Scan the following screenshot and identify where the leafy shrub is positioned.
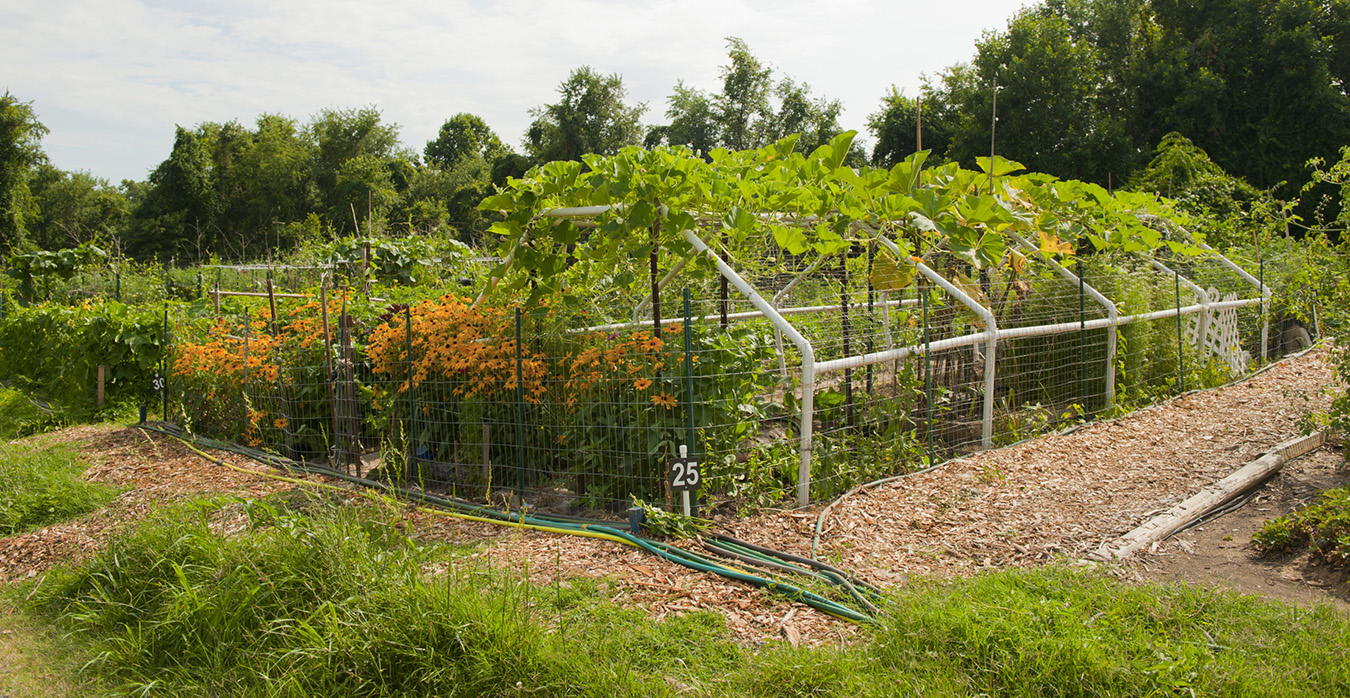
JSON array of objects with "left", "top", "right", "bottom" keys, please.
[
  {"left": 0, "top": 299, "right": 165, "bottom": 415},
  {"left": 0, "top": 442, "right": 119, "bottom": 535},
  {"left": 1253, "top": 485, "right": 1350, "bottom": 566}
]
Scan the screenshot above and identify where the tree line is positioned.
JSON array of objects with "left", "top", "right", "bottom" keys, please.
[{"left": 3, "top": 0, "right": 1350, "bottom": 261}]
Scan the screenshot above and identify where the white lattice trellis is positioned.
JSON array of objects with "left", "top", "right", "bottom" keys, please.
[{"left": 1185, "top": 287, "right": 1248, "bottom": 375}]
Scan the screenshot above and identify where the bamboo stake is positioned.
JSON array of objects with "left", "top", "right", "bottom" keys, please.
[{"left": 267, "top": 277, "right": 279, "bottom": 335}]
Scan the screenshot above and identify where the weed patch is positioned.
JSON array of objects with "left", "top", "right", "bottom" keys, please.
[
  {"left": 20, "top": 494, "right": 1350, "bottom": 697},
  {"left": 0, "top": 387, "right": 62, "bottom": 440},
  {"left": 1254, "top": 484, "right": 1350, "bottom": 567}
]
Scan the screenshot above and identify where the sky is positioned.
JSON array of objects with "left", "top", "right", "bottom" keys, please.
[{"left": 1, "top": 0, "right": 1031, "bottom": 184}]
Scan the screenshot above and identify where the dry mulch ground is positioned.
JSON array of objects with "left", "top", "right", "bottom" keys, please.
[
  {"left": 481, "top": 346, "right": 1342, "bottom": 642},
  {"left": 0, "top": 346, "right": 1343, "bottom": 646}
]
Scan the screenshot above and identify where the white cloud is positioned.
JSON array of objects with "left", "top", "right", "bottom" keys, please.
[{"left": 1, "top": 0, "right": 1029, "bottom": 182}]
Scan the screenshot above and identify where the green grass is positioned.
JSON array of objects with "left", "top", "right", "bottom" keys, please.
[
  {"left": 1254, "top": 484, "right": 1350, "bottom": 567},
  {"left": 12, "top": 491, "right": 1349, "bottom": 697},
  {"left": 0, "top": 441, "right": 120, "bottom": 536},
  {"left": 0, "top": 601, "right": 99, "bottom": 698},
  {"left": 0, "top": 387, "right": 63, "bottom": 440}
]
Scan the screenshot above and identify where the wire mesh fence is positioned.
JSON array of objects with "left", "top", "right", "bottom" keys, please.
[{"left": 158, "top": 228, "right": 1288, "bottom": 518}]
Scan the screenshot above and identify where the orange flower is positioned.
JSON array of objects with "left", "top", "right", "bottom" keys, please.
[
  {"left": 651, "top": 393, "right": 678, "bottom": 409},
  {"left": 633, "top": 378, "right": 653, "bottom": 390},
  {"left": 273, "top": 417, "right": 289, "bottom": 429}
]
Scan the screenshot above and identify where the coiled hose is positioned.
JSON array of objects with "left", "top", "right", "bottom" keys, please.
[{"left": 136, "top": 422, "right": 879, "bottom": 624}]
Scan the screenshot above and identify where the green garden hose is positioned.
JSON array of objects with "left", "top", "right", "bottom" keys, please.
[{"left": 137, "top": 422, "right": 878, "bottom": 624}]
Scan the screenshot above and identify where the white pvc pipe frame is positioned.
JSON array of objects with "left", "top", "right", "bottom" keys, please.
[{"left": 535, "top": 207, "right": 1264, "bottom": 506}]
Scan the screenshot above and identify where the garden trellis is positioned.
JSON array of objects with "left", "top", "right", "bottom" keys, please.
[{"left": 164, "top": 134, "right": 1276, "bottom": 514}]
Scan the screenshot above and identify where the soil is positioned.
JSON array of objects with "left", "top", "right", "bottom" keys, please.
[
  {"left": 0, "top": 345, "right": 1346, "bottom": 648},
  {"left": 1124, "top": 444, "right": 1350, "bottom": 611}
]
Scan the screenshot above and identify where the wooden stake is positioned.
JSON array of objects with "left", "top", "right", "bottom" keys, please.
[
  {"left": 97, "top": 365, "right": 105, "bottom": 408},
  {"left": 266, "top": 277, "right": 279, "bottom": 335}
]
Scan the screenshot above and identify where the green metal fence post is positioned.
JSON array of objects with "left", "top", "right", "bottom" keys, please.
[
  {"left": 682, "top": 288, "right": 698, "bottom": 516},
  {"left": 162, "top": 303, "right": 170, "bottom": 420},
  {"left": 515, "top": 308, "right": 526, "bottom": 498},
  {"left": 1078, "top": 250, "right": 1087, "bottom": 409},
  {"left": 922, "top": 275, "right": 934, "bottom": 468},
  {"left": 406, "top": 306, "right": 417, "bottom": 482},
  {"left": 1259, "top": 258, "right": 1266, "bottom": 363}
]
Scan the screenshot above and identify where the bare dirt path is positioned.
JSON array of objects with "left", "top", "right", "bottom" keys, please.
[{"left": 1125, "top": 444, "right": 1350, "bottom": 611}]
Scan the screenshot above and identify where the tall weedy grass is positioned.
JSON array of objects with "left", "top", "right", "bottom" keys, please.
[
  {"left": 31, "top": 494, "right": 740, "bottom": 696},
  {"left": 26, "top": 492, "right": 1350, "bottom": 697}
]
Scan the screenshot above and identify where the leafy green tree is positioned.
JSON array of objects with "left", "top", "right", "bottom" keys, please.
[
  {"left": 651, "top": 39, "right": 860, "bottom": 161},
  {"left": 401, "top": 157, "right": 495, "bottom": 241},
  {"left": 524, "top": 67, "right": 646, "bottom": 163},
  {"left": 936, "top": 4, "right": 1139, "bottom": 185},
  {"left": 334, "top": 154, "right": 401, "bottom": 235},
  {"left": 1128, "top": 132, "right": 1281, "bottom": 248},
  {"left": 773, "top": 78, "right": 863, "bottom": 163},
  {"left": 27, "top": 165, "right": 129, "bottom": 249},
  {"left": 124, "top": 126, "right": 214, "bottom": 260},
  {"left": 307, "top": 106, "right": 404, "bottom": 230},
  {"left": 714, "top": 37, "right": 774, "bottom": 151},
  {"left": 646, "top": 81, "right": 720, "bottom": 155},
  {"left": 424, "top": 113, "right": 509, "bottom": 167},
  {"left": 0, "top": 92, "right": 49, "bottom": 250},
  {"left": 866, "top": 87, "right": 951, "bottom": 167},
  {"left": 1136, "top": 0, "right": 1350, "bottom": 197}
]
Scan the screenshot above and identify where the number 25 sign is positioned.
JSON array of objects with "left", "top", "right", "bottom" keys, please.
[{"left": 668, "top": 445, "right": 700, "bottom": 493}]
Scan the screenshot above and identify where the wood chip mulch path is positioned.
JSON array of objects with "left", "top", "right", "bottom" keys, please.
[
  {"left": 480, "top": 346, "right": 1339, "bottom": 644},
  {"left": 0, "top": 426, "right": 295, "bottom": 583}
]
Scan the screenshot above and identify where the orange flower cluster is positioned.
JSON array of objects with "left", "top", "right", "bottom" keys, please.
[
  {"left": 367, "top": 294, "right": 548, "bottom": 402},
  {"left": 172, "top": 314, "right": 281, "bottom": 385},
  {"left": 559, "top": 329, "right": 671, "bottom": 398},
  {"left": 173, "top": 294, "right": 351, "bottom": 389}
]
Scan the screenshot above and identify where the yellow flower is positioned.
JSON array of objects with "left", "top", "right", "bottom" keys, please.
[
  {"left": 633, "top": 378, "right": 653, "bottom": 390},
  {"left": 273, "top": 417, "right": 289, "bottom": 429},
  {"left": 651, "top": 393, "right": 678, "bottom": 409}
]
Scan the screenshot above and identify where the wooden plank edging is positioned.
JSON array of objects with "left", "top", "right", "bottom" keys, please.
[{"left": 1088, "top": 431, "right": 1327, "bottom": 562}]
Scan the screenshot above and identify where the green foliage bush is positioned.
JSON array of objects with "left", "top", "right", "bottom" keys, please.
[
  {"left": 0, "top": 299, "right": 165, "bottom": 415},
  {"left": 1254, "top": 485, "right": 1350, "bottom": 567},
  {"left": 0, "top": 442, "right": 118, "bottom": 535}
]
